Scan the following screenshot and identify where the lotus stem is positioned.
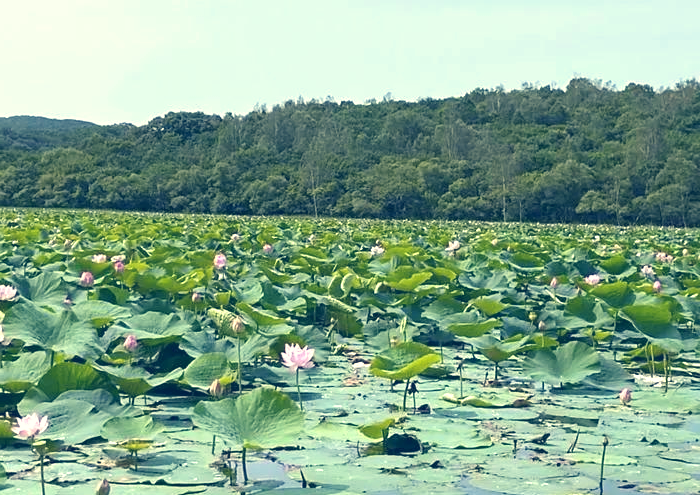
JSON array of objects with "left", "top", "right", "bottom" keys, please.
[
  {"left": 211, "top": 434, "right": 216, "bottom": 455},
  {"left": 403, "top": 379, "right": 410, "bottom": 411},
  {"left": 241, "top": 446, "right": 248, "bottom": 484},
  {"left": 296, "top": 368, "right": 304, "bottom": 411},
  {"left": 663, "top": 353, "right": 669, "bottom": 393},
  {"left": 599, "top": 435, "right": 609, "bottom": 494},
  {"left": 39, "top": 452, "right": 46, "bottom": 495},
  {"left": 237, "top": 335, "right": 242, "bottom": 395}
]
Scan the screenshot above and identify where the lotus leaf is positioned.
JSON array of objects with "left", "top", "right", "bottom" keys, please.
[{"left": 522, "top": 341, "right": 601, "bottom": 386}]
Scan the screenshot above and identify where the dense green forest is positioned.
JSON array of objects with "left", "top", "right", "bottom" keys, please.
[{"left": 2, "top": 77, "right": 700, "bottom": 226}]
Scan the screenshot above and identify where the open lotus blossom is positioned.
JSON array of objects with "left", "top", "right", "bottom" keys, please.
[
  {"left": 263, "top": 243, "right": 273, "bottom": 254},
  {"left": 655, "top": 252, "right": 674, "bottom": 263},
  {"left": 124, "top": 334, "right": 138, "bottom": 352},
  {"left": 213, "top": 253, "right": 227, "bottom": 270},
  {"left": 281, "top": 343, "right": 315, "bottom": 373},
  {"left": 79, "top": 271, "right": 94, "bottom": 287},
  {"left": 370, "top": 245, "right": 385, "bottom": 256},
  {"left": 12, "top": 412, "right": 49, "bottom": 439},
  {"left": 584, "top": 274, "right": 600, "bottom": 286},
  {"left": 445, "top": 240, "right": 460, "bottom": 252},
  {"left": 92, "top": 253, "right": 107, "bottom": 263},
  {"left": 619, "top": 388, "right": 632, "bottom": 405},
  {"left": 0, "top": 284, "right": 17, "bottom": 301},
  {"left": 653, "top": 280, "right": 662, "bottom": 292},
  {"left": 640, "top": 265, "right": 655, "bottom": 278}
]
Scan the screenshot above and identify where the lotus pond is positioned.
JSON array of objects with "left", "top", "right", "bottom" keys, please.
[{"left": 0, "top": 209, "right": 699, "bottom": 495}]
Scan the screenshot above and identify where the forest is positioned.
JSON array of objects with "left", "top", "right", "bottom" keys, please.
[{"left": 1, "top": 77, "right": 700, "bottom": 226}]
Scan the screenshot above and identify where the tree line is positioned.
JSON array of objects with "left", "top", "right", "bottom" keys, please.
[{"left": 1, "top": 77, "right": 700, "bottom": 226}]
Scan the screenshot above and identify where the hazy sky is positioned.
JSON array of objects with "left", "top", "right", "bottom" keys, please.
[{"left": 1, "top": 1, "right": 698, "bottom": 125}]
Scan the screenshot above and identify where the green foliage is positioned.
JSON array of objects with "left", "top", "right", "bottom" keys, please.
[{"left": 369, "top": 342, "right": 441, "bottom": 381}]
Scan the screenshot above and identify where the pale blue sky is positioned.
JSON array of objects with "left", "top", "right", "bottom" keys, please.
[{"left": 1, "top": 0, "right": 698, "bottom": 125}]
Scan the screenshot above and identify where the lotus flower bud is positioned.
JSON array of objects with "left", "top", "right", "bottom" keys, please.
[
  {"left": 208, "top": 378, "right": 223, "bottom": 398},
  {"left": 619, "top": 388, "right": 632, "bottom": 405},
  {"left": 653, "top": 280, "right": 662, "bottom": 292},
  {"left": 124, "top": 334, "right": 138, "bottom": 352},
  {"left": 550, "top": 277, "right": 558, "bottom": 289},
  {"left": 213, "top": 253, "right": 227, "bottom": 270},
  {"left": 230, "top": 233, "right": 241, "bottom": 242},
  {"left": 79, "top": 271, "right": 94, "bottom": 287},
  {"left": 191, "top": 292, "right": 203, "bottom": 303},
  {"left": 538, "top": 321, "right": 546, "bottom": 332},
  {"left": 96, "top": 479, "right": 110, "bottom": 495},
  {"left": 263, "top": 243, "right": 273, "bottom": 255},
  {"left": 231, "top": 316, "right": 245, "bottom": 334}
]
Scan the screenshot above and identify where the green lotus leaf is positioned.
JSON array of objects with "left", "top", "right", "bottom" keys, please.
[
  {"left": 191, "top": 387, "right": 304, "bottom": 450},
  {"left": 10, "top": 272, "right": 71, "bottom": 309},
  {"left": 369, "top": 342, "right": 440, "bottom": 380},
  {"left": 509, "top": 252, "right": 545, "bottom": 270},
  {"left": 472, "top": 296, "right": 508, "bottom": 316},
  {"left": 589, "top": 281, "right": 635, "bottom": 308},
  {"left": 458, "top": 269, "right": 515, "bottom": 291},
  {"left": 359, "top": 417, "right": 397, "bottom": 439},
  {"left": 448, "top": 318, "right": 501, "bottom": 338},
  {"left": 521, "top": 341, "right": 601, "bottom": 386},
  {"left": 599, "top": 255, "right": 630, "bottom": 275},
  {"left": 101, "top": 414, "right": 165, "bottom": 446},
  {"left": 0, "top": 350, "right": 52, "bottom": 393},
  {"left": 72, "top": 300, "right": 131, "bottom": 329},
  {"left": 2, "top": 301, "right": 104, "bottom": 360},
  {"left": 33, "top": 398, "right": 113, "bottom": 444},
  {"left": 103, "top": 311, "right": 191, "bottom": 347},
  {"left": 469, "top": 334, "right": 531, "bottom": 363},
  {"left": 619, "top": 303, "right": 682, "bottom": 340},
  {"left": 99, "top": 365, "right": 183, "bottom": 398},
  {"left": 386, "top": 271, "right": 433, "bottom": 292},
  {"left": 183, "top": 352, "right": 233, "bottom": 389}
]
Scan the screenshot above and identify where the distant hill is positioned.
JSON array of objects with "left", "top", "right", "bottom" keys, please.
[{"left": 0, "top": 115, "right": 96, "bottom": 132}]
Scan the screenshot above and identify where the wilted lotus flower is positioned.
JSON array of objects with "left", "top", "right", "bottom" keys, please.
[
  {"left": 445, "top": 240, "right": 460, "bottom": 253},
  {"left": 11, "top": 412, "right": 49, "bottom": 439},
  {"left": 281, "top": 343, "right": 315, "bottom": 373},
  {"left": 653, "top": 280, "right": 662, "bottom": 292},
  {"left": 370, "top": 245, "right": 385, "bottom": 256},
  {"left": 113, "top": 260, "right": 125, "bottom": 274},
  {"left": 230, "top": 233, "right": 241, "bottom": 242},
  {"left": 263, "top": 243, "right": 273, "bottom": 255},
  {"left": 641, "top": 265, "right": 655, "bottom": 278},
  {"left": 63, "top": 239, "right": 73, "bottom": 250},
  {"left": 550, "top": 277, "right": 558, "bottom": 289},
  {"left": 619, "top": 388, "right": 632, "bottom": 405},
  {"left": 79, "top": 271, "right": 94, "bottom": 287},
  {"left": 0, "top": 284, "right": 17, "bottom": 301},
  {"left": 213, "top": 253, "right": 227, "bottom": 270},
  {"left": 584, "top": 274, "right": 600, "bottom": 286},
  {"left": 92, "top": 253, "right": 107, "bottom": 263},
  {"left": 208, "top": 378, "right": 223, "bottom": 398},
  {"left": 124, "top": 334, "right": 138, "bottom": 352},
  {"left": 96, "top": 479, "right": 110, "bottom": 495}
]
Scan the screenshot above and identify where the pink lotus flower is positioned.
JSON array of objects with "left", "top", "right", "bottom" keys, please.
[
  {"left": 0, "top": 284, "right": 17, "bottom": 301},
  {"left": 191, "top": 292, "right": 203, "bottom": 303},
  {"left": 584, "top": 274, "right": 600, "bottom": 286},
  {"left": 79, "top": 271, "right": 94, "bottom": 287},
  {"left": 640, "top": 265, "right": 655, "bottom": 278},
  {"left": 550, "top": 277, "right": 558, "bottom": 289},
  {"left": 653, "top": 280, "right": 662, "bottom": 292},
  {"left": 124, "top": 334, "right": 138, "bottom": 352},
  {"left": 619, "top": 388, "right": 632, "bottom": 405},
  {"left": 281, "top": 343, "right": 315, "bottom": 373},
  {"left": 113, "top": 260, "right": 125, "bottom": 273},
  {"left": 11, "top": 412, "right": 48, "bottom": 439},
  {"left": 213, "top": 253, "right": 227, "bottom": 270},
  {"left": 263, "top": 244, "right": 273, "bottom": 255},
  {"left": 92, "top": 254, "right": 107, "bottom": 263}
]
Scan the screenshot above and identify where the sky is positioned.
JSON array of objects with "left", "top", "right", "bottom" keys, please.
[{"left": 1, "top": 0, "right": 699, "bottom": 126}]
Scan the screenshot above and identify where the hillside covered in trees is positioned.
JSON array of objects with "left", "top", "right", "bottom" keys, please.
[{"left": 1, "top": 78, "right": 700, "bottom": 226}]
